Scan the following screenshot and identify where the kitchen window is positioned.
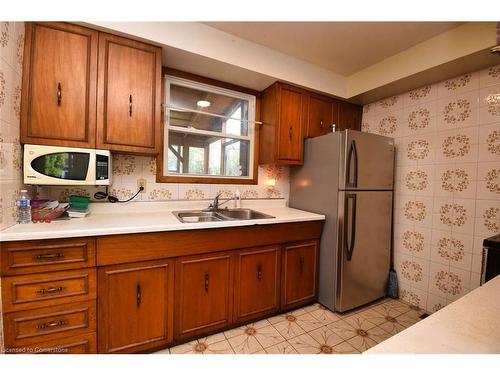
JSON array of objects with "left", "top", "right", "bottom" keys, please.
[{"left": 159, "top": 75, "right": 258, "bottom": 184}]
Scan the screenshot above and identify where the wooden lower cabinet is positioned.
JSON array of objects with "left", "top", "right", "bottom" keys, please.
[
  {"left": 97, "top": 259, "right": 174, "bottom": 353},
  {"left": 281, "top": 241, "right": 318, "bottom": 310},
  {"left": 233, "top": 246, "right": 280, "bottom": 323},
  {"left": 174, "top": 252, "right": 233, "bottom": 341}
]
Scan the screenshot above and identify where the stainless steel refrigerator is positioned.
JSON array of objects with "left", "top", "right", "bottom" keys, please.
[{"left": 290, "top": 130, "right": 395, "bottom": 312}]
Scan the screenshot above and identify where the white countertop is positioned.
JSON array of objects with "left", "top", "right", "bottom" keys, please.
[
  {"left": 366, "top": 275, "right": 500, "bottom": 354},
  {"left": 0, "top": 199, "right": 325, "bottom": 242}
]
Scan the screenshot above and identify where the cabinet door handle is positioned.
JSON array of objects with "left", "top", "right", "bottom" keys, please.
[
  {"left": 36, "top": 286, "right": 65, "bottom": 295},
  {"left": 320, "top": 120, "right": 324, "bottom": 128},
  {"left": 33, "top": 253, "right": 65, "bottom": 261},
  {"left": 299, "top": 256, "right": 305, "bottom": 273},
  {"left": 37, "top": 320, "right": 68, "bottom": 330},
  {"left": 204, "top": 272, "right": 209, "bottom": 292},
  {"left": 129, "top": 95, "right": 133, "bottom": 117},
  {"left": 257, "top": 265, "right": 263, "bottom": 280},
  {"left": 57, "top": 82, "right": 62, "bottom": 106},
  {"left": 136, "top": 283, "right": 141, "bottom": 307},
  {"left": 289, "top": 126, "right": 293, "bottom": 140}
]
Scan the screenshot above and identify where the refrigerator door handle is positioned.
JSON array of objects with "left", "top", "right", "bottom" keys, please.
[
  {"left": 343, "top": 193, "right": 357, "bottom": 261},
  {"left": 346, "top": 140, "right": 358, "bottom": 188}
]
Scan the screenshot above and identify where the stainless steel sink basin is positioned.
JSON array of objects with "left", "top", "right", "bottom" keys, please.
[
  {"left": 173, "top": 208, "right": 274, "bottom": 223},
  {"left": 173, "top": 211, "right": 226, "bottom": 223},
  {"left": 216, "top": 208, "right": 275, "bottom": 220}
]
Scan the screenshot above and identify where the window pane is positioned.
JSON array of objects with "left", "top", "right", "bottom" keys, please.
[
  {"left": 169, "top": 106, "right": 248, "bottom": 136},
  {"left": 170, "top": 83, "right": 249, "bottom": 117},
  {"left": 168, "top": 130, "right": 250, "bottom": 177}
]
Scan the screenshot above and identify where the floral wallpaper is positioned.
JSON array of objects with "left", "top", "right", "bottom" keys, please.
[
  {"left": 40, "top": 157, "right": 290, "bottom": 203},
  {"left": 0, "top": 21, "right": 25, "bottom": 355},
  {"left": 362, "top": 65, "right": 500, "bottom": 314}
]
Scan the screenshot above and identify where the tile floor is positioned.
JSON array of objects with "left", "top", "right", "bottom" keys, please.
[{"left": 155, "top": 298, "right": 424, "bottom": 354}]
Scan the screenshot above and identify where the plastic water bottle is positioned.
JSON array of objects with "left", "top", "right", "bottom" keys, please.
[{"left": 16, "top": 190, "right": 31, "bottom": 224}]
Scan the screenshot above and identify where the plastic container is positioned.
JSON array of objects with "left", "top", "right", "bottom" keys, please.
[
  {"left": 16, "top": 190, "right": 31, "bottom": 224},
  {"left": 69, "top": 195, "right": 90, "bottom": 210}
]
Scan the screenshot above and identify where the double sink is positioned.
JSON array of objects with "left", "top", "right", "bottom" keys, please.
[{"left": 173, "top": 208, "right": 275, "bottom": 223}]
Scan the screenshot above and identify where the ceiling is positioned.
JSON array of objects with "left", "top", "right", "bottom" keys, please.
[{"left": 204, "top": 22, "right": 465, "bottom": 76}]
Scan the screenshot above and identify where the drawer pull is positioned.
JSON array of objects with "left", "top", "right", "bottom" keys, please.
[
  {"left": 57, "top": 82, "right": 62, "bottom": 106},
  {"left": 289, "top": 126, "right": 293, "bottom": 140},
  {"left": 299, "top": 256, "right": 305, "bottom": 273},
  {"left": 33, "top": 253, "right": 65, "bottom": 261},
  {"left": 36, "top": 286, "right": 65, "bottom": 295},
  {"left": 204, "top": 272, "right": 209, "bottom": 292},
  {"left": 129, "top": 94, "right": 133, "bottom": 117},
  {"left": 257, "top": 265, "right": 263, "bottom": 280},
  {"left": 137, "top": 283, "right": 141, "bottom": 307},
  {"left": 37, "top": 320, "right": 68, "bottom": 330}
]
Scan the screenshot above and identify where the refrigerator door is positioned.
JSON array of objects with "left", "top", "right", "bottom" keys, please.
[
  {"left": 336, "top": 190, "right": 392, "bottom": 312},
  {"left": 339, "top": 130, "right": 395, "bottom": 190}
]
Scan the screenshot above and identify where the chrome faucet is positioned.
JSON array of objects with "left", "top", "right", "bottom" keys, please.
[{"left": 206, "top": 193, "right": 233, "bottom": 211}]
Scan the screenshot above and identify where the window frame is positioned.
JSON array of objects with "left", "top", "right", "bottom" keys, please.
[{"left": 157, "top": 74, "right": 260, "bottom": 185}]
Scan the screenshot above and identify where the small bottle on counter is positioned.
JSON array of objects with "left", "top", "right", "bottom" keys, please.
[
  {"left": 234, "top": 188, "right": 241, "bottom": 208},
  {"left": 16, "top": 189, "right": 32, "bottom": 224}
]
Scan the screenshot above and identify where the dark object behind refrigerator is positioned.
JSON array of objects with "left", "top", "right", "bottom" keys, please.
[{"left": 481, "top": 234, "right": 500, "bottom": 285}]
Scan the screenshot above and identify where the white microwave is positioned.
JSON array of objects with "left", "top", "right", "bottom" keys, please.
[{"left": 24, "top": 145, "right": 111, "bottom": 186}]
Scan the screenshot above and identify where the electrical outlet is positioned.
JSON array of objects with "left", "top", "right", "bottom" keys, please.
[{"left": 137, "top": 178, "right": 147, "bottom": 191}]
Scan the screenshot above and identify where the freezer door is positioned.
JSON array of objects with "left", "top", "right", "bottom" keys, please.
[
  {"left": 339, "top": 130, "right": 395, "bottom": 190},
  {"left": 335, "top": 191, "right": 392, "bottom": 312}
]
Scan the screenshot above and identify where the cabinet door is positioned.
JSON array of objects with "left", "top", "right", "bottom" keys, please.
[
  {"left": 277, "top": 85, "right": 304, "bottom": 164},
  {"left": 233, "top": 247, "right": 280, "bottom": 323},
  {"left": 175, "top": 252, "right": 233, "bottom": 340},
  {"left": 281, "top": 241, "right": 318, "bottom": 310},
  {"left": 97, "top": 33, "right": 162, "bottom": 154},
  {"left": 306, "top": 95, "right": 333, "bottom": 138},
  {"left": 20, "top": 22, "right": 98, "bottom": 147},
  {"left": 338, "top": 102, "right": 362, "bottom": 131},
  {"left": 97, "top": 259, "right": 173, "bottom": 353}
]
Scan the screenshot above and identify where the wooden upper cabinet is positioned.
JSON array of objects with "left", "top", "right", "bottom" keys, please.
[
  {"left": 97, "top": 259, "right": 173, "bottom": 353},
  {"left": 260, "top": 83, "right": 305, "bottom": 165},
  {"left": 306, "top": 94, "right": 336, "bottom": 138},
  {"left": 338, "top": 102, "right": 362, "bottom": 131},
  {"left": 20, "top": 22, "right": 98, "bottom": 148},
  {"left": 96, "top": 33, "right": 162, "bottom": 154}
]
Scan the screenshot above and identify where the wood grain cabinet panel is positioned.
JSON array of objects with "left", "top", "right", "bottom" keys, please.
[
  {"left": 338, "top": 102, "right": 362, "bottom": 131},
  {"left": 20, "top": 22, "right": 98, "bottom": 147},
  {"left": 260, "top": 82, "right": 305, "bottom": 165},
  {"left": 96, "top": 33, "right": 162, "bottom": 154},
  {"left": 281, "top": 241, "right": 318, "bottom": 310},
  {"left": 97, "top": 259, "right": 173, "bottom": 353},
  {"left": 0, "top": 237, "right": 96, "bottom": 276},
  {"left": 175, "top": 252, "right": 233, "bottom": 341},
  {"left": 306, "top": 94, "right": 335, "bottom": 138},
  {"left": 233, "top": 246, "right": 280, "bottom": 323},
  {"left": 1, "top": 268, "right": 96, "bottom": 312},
  {"left": 3, "top": 301, "right": 96, "bottom": 348}
]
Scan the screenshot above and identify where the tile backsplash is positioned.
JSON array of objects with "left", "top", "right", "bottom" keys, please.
[
  {"left": 0, "top": 20, "right": 25, "bottom": 355},
  {"left": 0, "top": 22, "right": 25, "bottom": 232},
  {"left": 362, "top": 65, "right": 500, "bottom": 313},
  {"left": 39, "top": 156, "right": 290, "bottom": 203}
]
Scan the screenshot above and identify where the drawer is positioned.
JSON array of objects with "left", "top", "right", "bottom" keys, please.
[
  {"left": 4, "top": 333, "right": 97, "bottom": 354},
  {"left": 1, "top": 238, "right": 96, "bottom": 276},
  {"left": 1, "top": 268, "right": 96, "bottom": 312},
  {"left": 3, "top": 301, "right": 96, "bottom": 347}
]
